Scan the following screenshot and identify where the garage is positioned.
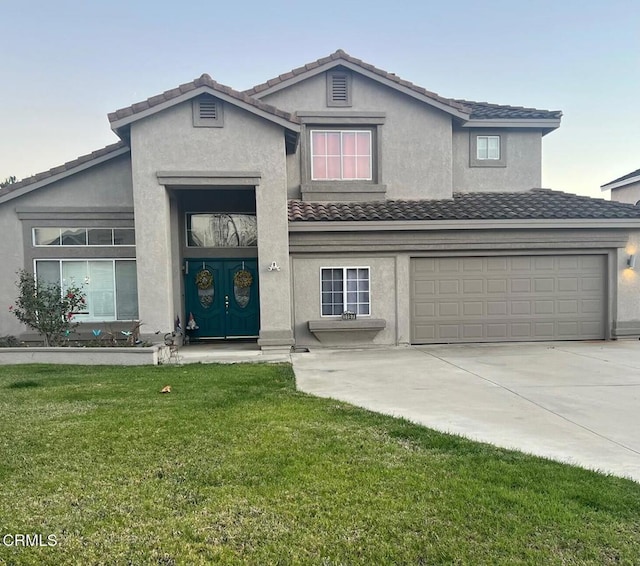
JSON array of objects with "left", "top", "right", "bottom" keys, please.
[{"left": 410, "top": 255, "right": 606, "bottom": 343}]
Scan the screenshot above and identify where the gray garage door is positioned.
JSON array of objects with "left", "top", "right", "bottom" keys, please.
[{"left": 411, "top": 255, "right": 606, "bottom": 343}]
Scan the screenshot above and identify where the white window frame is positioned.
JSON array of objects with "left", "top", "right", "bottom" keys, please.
[
  {"left": 310, "top": 130, "right": 373, "bottom": 181},
  {"left": 32, "top": 227, "right": 135, "bottom": 247},
  {"left": 319, "top": 266, "right": 371, "bottom": 317},
  {"left": 33, "top": 258, "right": 138, "bottom": 322},
  {"left": 476, "top": 135, "right": 501, "bottom": 160}
]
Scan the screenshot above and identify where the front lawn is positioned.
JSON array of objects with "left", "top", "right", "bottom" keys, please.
[{"left": 0, "top": 363, "right": 638, "bottom": 564}]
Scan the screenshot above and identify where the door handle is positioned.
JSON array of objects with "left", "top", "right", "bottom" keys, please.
[{"left": 224, "top": 295, "right": 229, "bottom": 311}]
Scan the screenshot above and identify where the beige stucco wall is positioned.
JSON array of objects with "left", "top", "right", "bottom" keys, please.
[
  {"left": 615, "top": 231, "right": 640, "bottom": 336},
  {"left": 291, "top": 255, "right": 397, "bottom": 347},
  {"left": 610, "top": 182, "right": 640, "bottom": 205},
  {"left": 452, "top": 128, "right": 542, "bottom": 192},
  {"left": 262, "top": 73, "right": 453, "bottom": 200},
  {"left": 129, "top": 100, "right": 293, "bottom": 345},
  {"left": 0, "top": 154, "right": 133, "bottom": 338}
]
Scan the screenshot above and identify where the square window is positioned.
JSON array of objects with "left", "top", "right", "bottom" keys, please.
[
  {"left": 321, "top": 267, "right": 370, "bottom": 316},
  {"left": 470, "top": 132, "right": 506, "bottom": 168}
]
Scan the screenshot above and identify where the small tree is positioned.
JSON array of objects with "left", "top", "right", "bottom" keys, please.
[
  {"left": 10, "top": 269, "right": 86, "bottom": 346},
  {"left": 1, "top": 176, "right": 17, "bottom": 189}
]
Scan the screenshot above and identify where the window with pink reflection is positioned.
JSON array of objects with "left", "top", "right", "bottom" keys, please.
[{"left": 311, "top": 130, "right": 372, "bottom": 180}]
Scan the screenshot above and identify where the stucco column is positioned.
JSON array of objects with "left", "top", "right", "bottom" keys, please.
[
  {"left": 131, "top": 172, "right": 175, "bottom": 341},
  {"left": 255, "top": 180, "right": 295, "bottom": 351}
]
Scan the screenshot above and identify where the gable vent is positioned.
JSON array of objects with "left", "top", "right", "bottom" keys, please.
[
  {"left": 332, "top": 75, "right": 348, "bottom": 102},
  {"left": 199, "top": 99, "right": 218, "bottom": 120},
  {"left": 327, "top": 72, "right": 352, "bottom": 107},
  {"left": 193, "top": 96, "right": 224, "bottom": 127}
]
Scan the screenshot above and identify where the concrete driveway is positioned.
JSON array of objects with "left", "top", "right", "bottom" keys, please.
[{"left": 292, "top": 341, "right": 640, "bottom": 483}]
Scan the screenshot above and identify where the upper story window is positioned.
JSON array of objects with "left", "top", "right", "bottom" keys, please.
[
  {"left": 311, "top": 130, "right": 372, "bottom": 181},
  {"left": 476, "top": 135, "right": 500, "bottom": 160},
  {"left": 469, "top": 131, "right": 507, "bottom": 168},
  {"left": 33, "top": 227, "right": 135, "bottom": 247}
]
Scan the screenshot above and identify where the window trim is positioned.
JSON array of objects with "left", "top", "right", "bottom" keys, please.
[
  {"left": 33, "top": 258, "right": 138, "bottom": 322},
  {"left": 319, "top": 266, "right": 371, "bottom": 318},
  {"left": 469, "top": 131, "right": 507, "bottom": 168}
]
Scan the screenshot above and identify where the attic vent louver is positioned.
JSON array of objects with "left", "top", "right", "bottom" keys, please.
[
  {"left": 332, "top": 75, "right": 348, "bottom": 101},
  {"left": 327, "top": 72, "right": 352, "bottom": 107},
  {"left": 193, "top": 96, "right": 224, "bottom": 127},
  {"left": 199, "top": 99, "right": 218, "bottom": 120}
]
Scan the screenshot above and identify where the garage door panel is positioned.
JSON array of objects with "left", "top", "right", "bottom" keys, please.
[{"left": 411, "top": 255, "right": 606, "bottom": 343}]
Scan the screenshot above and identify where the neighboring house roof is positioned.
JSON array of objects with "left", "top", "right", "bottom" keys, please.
[
  {"left": 0, "top": 142, "right": 129, "bottom": 204},
  {"left": 288, "top": 189, "right": 640, "bottom": 222},
  {"left": 601, "top": 168, "right": 640, "bottom": 191},
  {"left": 108, "top": 73, "right": 300, "bottom": 140}
]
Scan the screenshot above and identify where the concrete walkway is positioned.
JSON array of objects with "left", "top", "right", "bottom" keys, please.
[{"left": 292, "top": 342, "right": 640, "bottom": 483}]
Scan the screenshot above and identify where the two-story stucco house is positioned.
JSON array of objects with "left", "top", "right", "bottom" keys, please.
[
  {"left": 3, "top": 50, "right": 640, "bottom": 349},
  {"left": 602, "top": 168, "right": 640, "bottom": 205}
]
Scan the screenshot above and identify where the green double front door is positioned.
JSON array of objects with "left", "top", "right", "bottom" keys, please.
[{"left": 184, "top": 258, "right": 259, "bottom": 339}]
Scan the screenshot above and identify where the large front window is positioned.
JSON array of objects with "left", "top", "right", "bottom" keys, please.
[
  {"left": 35, "top": 260, "right": 138, "bottom": 321},
  {"left": 321, "top": 267, "right": 370, "bottom": 316},
  {"left": 311, "top": 130, "right": 372, "bottom": 181}
]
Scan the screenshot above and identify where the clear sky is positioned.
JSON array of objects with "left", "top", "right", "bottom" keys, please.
[{"left": 2, "top": 0, "right": 638, "bottom": 198}]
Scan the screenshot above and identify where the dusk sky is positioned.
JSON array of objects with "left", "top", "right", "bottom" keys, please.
[{"left": 2, "top": 0, "right": 638, "bottom": 198}]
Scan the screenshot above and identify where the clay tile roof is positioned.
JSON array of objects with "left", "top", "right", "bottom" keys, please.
[
  {"left": 602, "top": 168, "right": 640, "bottom": 188},
  {"left": 108, "top": 74, "right": 299, "bottom": 126},
  {"left": 454, "top": 100, "right": 563, "bottom": 120},
  {"left": 288, "top": 189, "right": 640, "bottom": 222},
  {"left": 0, "top": 141, "right": 128, "bottom": 197},
  {"left": 244, "top": 49, "right": 471, "bottom": 115}
]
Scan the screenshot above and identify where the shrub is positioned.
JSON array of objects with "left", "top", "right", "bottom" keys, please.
[{"left": 10, "top": 269, "right": 86, "bottom": 346}]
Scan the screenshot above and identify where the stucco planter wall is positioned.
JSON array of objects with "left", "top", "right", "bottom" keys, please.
[
  {"left": 308, "top": 319, "right": 387, "bottom": 347},
  {"left": 0, "top": 346, "right": 161, "bottom": 366}
]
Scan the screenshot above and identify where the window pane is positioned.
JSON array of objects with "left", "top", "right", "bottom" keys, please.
[
  {"left": 477, "top": 136, "right": 488, "bottom": 159},
  {"left": 326, "top": 132, "right": 341, "bottom": 155},
  {"left": 356, "top": 132, "right": 371, "bottom": 156},
  {"left": 88, "top": 229, "right": 113, "bottom": 246},
  {"left": 113, "top": 229, "right": 135, "bottom": 246},
  {"left": 35, "top": 261, "right": 60, "bottom": 285},
  {"left": 487, "top": 136, "right": 500, "bottom": 159},
  {"left": 342, "top": 156, "right": 356, "bottom": 179},
  {"left": 312, "top": 156, "right": 328, "bottom": 179},
  {"left": 311, "top": 131, "right": 327, "bottom": 156},
  {"left": 356, "top": 156, "right": 371, "bottom": 179},
  {"left": 342, "top": 132, "right": 356, "bottom": 155},
  {"left": 34, "top": 228, "right": 61, "bottom": 246},
  {"left": 61, "top": 228, "right": 87, "bottom": 246},
  {"left": 89, "top": 262, "right": 115, "bottom": 319},
  {"left": 326, "top": 156, "right": 341, "bottom": 179},
  {"left": 115, "top": 261, "right": 139, "bottom": 319}
]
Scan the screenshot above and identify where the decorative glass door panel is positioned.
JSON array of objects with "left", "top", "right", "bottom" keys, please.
[{"left": 184, "top": 258, "right": 259, "bottom": 339}]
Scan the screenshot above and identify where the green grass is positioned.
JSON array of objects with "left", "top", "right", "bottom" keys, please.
[{"left": 0, "top": 363, "right": 639, "bottom": 565}]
